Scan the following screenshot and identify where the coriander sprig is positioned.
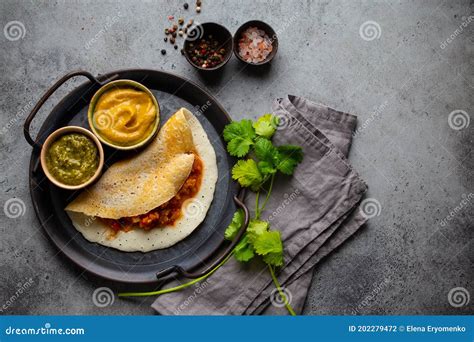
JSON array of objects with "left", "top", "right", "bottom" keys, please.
[{"left": 223, "top": 114, "right": 303, "bottom": 315}]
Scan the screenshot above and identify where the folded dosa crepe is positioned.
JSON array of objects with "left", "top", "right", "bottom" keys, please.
[{"left": 66, "top": 108, "right": 218, "bottom": 252}]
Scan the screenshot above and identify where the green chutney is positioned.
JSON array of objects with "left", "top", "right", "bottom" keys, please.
[{"left": 46, "top": 133, "right": 99, "bottom": 185}]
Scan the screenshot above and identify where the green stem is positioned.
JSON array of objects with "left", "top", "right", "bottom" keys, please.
[
  {"left": 260, "top": 174, "right": 275, "bottom": 213},
  {"left": 118, "top": 251, "right": 234, "bottom": 298},
  {"left": 255, "top": 191, "right": 261, "bottom": 220},
  {"left": 268, "top": 264, "right": 296, "bottom": 316}
]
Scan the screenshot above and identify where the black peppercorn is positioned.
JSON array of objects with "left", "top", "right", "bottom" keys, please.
[{"left": 161, "top": 49, "right": 166, "bottom": 55}]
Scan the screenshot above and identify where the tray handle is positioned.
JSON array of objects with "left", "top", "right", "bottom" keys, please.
[
  {"left": 23, "top": 70, "right": 119, "bottom": 148},
  {"left": 155, "top": 189, "right": 249, "bottom": 280}
]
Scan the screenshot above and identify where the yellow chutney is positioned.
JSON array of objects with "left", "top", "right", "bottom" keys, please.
[{"left": 92, "top": 87, "right": 158, "bottom": 147}]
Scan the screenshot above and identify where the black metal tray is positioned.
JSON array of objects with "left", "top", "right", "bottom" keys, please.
[{"left": 24, "top": 69, "right": 248, "bottom": 284}]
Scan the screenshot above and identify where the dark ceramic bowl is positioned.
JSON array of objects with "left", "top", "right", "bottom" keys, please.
[
  {"left": 233, "top": 20, "right": 278, "bottom": 66},
  {"left": 183, "top": 22, "right": 233, "bottom": 71}
]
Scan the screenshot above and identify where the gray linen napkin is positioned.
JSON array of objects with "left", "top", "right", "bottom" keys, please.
[
  {"left": 245, "top": 96, "right": 369, "bottom": 314},
  {"left": 152, "top": 95, "right": 368, "bottom": 315}
]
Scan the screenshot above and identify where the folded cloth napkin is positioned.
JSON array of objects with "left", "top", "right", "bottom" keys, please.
[{"left": 152, "top": 95, "right": 368, "bottom": 315}]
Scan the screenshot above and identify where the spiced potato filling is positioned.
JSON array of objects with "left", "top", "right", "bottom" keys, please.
[{"left": 101, "top": 154, "right": 203, "bottom": 233}]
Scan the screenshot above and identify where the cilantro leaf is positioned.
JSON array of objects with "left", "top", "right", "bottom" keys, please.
[
  {"left": 254, "top": 138, "right": 278, "bottom": 176},
  {"left": 276, "top": 158, "right": 299, "bottom": 175},
  {"left": 258, "top": 161, "right": 277, "bottom": 176},
  {"left": 254, "top": 138, "right": 277, "bottom": 163},
  {"left": 253, "top": 230, "right": 283, "bottom": 256},
  {"left": 223, "top": 119, "right": 255, "bottom": 141},
  {"left": 263, "top": 251, "right": 284, "bottom": 267},
  {"left": 247, "top": 219, "right": 269, "bottom": 244},
  {"left": 253, "top": 114, "right": 278, "bottom": 139},
  {"left": 255, "top": 230, "right": 284, "bottom": 267},
  {"left": 223, "top": 120, "right": 256, "bottom": 157},
  {"left": 227, "top": 137, "right": 253, "bottom": 157},
  {"left": 276, "top": 145, "right": 304, "bottom": 175},
  {"left": 232, "top": 159, "right": 263, "bottom": 191},
  {"left": 224, "top": 209, "right": 244, "bottom": 241},
  {"left": 233, "top": 234, "right": 255, "bottom": 262}
]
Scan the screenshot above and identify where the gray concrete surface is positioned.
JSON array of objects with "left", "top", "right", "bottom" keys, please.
[{"left": 0, "top": 0, "right": 472, "bottom": 315}]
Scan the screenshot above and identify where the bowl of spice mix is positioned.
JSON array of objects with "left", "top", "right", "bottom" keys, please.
[{"left": 183, "top": 22, "right": 233, "bottom": 71}]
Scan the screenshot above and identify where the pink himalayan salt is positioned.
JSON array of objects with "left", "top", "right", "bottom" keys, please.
[{"left": 238, "top": 26, "right": 273, "bottom": 63}]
